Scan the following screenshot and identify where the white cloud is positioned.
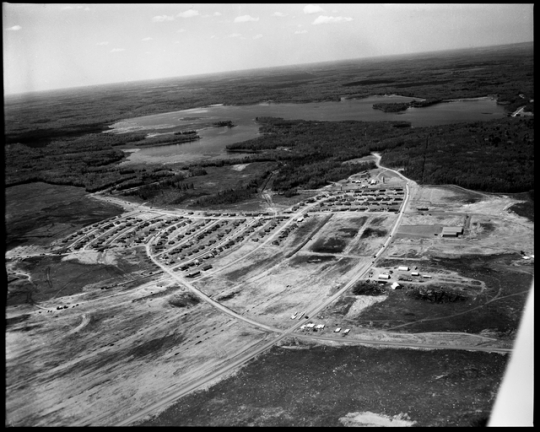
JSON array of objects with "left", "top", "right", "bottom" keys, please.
[
  {"left": 142, "top": 37, "right": 153, "bottom": 41},
  {"left": 177, "top": 28, "right": 186, "bottom": 33},
  {"left": 228, "top": 33, "right": 242, "bottom": 38},
  {"left": 152, "top": 15, "right": 174, "bottom": 22},
  {"left": 174, "top": 40, "right": 181, "bottom": 44},
  {"left": 272, "top": 12, "right": 286, "bottom": 17},
  {"left": 294, "top": 30, "right": 308, "bottom": 34},
  {"left": 303, "top": 5, "right": 324, "bottom": 14},
  {"left": 234, "top": 15, "right": 259, "bottom": 23},
  {"left": 178, "top": 9, "right": 199, "bottom": 18},
  {"left": 6, "top": 25, "right": 22, "bottom": 31},
  {"left": 214, "top": 12, "right": 222, "bottom": 16},
  {"left": 110, "top": 48, "right": 125, "bottom": 53},
  {"left": 312, "top": 15, "right": 353, "bottom": 24},
  {"left": 253, "top": 34, "right": 263, "bottom": 39},
  {"left": 97, "top": 41, "right": 109, "bottom": 46},
  {"left": 209, "top": 35, "right": 216, "bottom": 39}
]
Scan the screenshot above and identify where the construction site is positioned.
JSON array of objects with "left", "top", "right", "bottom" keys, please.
[{"left": 5, "top": 161, "right": 534, "bottom": 426}]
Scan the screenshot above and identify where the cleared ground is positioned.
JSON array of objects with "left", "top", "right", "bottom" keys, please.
[{"left": 5, "top": 165, "right": 533, "bottom": 426}]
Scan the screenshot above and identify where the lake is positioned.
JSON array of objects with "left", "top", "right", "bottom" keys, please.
[{"left": 110, "top": 95, "right": 507, "bottom": 165}]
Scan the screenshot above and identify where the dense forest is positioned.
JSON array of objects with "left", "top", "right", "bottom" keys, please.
[
  {"left": 227, "top": 115, "right": 533, "bottom": 193},
  {"left": 374, "top": 117, "right": 534, "bottom": 192},
  {"left": 4, "top": 42, "right": 534, "bottom": 206},
  {"left": 5, "top": 42, "right": 533, "bottom": 144},
  {"left": 4, "top": 129, "right": 203, "bottom": 192}
]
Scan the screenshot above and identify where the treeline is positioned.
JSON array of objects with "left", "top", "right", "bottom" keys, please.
[
  {"left": 226, "top": 115, "right": 533, "bottom": 194},
  {"left": 124, "top": 181, "right": 195, "bottom": 201},
  {"left": 6, "top": 42, "right": 532, "bottom": 154},
  {"left": 4, "top": 123, "right": 204, "bottom": 193},
  {"left": 213, "top": 120, "right": 235, "bottom": 127},
  {"left": 373, "top": 98, "right": 443, "bottom": 112},
  {"left": 193, "top": 168, "right": 272, "bottom": 207},
  {"left": 273, "top": 159, "right": 376, "bottom": 191},
  {"left": 227, "top": 117, "right": 404, "bottom": 192}
]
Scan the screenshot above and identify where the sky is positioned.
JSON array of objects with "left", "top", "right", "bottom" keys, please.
[{"left": 3, "top": 3, "right": 534, "bottom": 95}]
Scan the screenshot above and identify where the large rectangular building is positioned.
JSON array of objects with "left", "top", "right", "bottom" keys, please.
[{"left": 441, "top": 227, "right": 464, "bottom": 237}]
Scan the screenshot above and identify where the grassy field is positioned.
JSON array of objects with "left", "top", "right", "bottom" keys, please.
[
  {"left": 7, "top": 249, "right": 157, "bottom": 306},
  {"left": 139, "top": 344, "right": 507, "bottom": 427},
  {"left": 5, "top": 182, "right": 123, "bottom": 250},
  {"left": 310, "top": 216, "right": 367, "bottom": 254},
  {"left": 353, "top": 254, "right": 532, "bottom": 334},
  {"left": 506, "top": 191, "right": 534, "bottom": 223}
]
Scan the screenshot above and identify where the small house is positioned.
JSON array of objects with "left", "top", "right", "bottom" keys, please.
[
  {"left": 398, "top": 266, "right": 409, "bottom": 271},
  {"left": 390, "top": 282, "right": 401, "bottom": 290},
  {"left": 378, "top": 274, "right": 390, "bottom": 280}
]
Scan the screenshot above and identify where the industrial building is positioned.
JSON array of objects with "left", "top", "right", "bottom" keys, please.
[{"left": 441, "top": 226, "right": 464, "bottom": 237}]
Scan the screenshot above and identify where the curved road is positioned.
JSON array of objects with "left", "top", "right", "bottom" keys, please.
[{"left": 110, "top": 158, "right": 508, "bottom": 426}]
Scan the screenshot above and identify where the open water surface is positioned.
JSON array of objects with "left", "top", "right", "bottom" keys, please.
[{"left": 110, "top": 96, "right": 507, "bottom": 165}]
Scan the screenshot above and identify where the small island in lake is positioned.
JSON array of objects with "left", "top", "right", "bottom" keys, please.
[
  {"left": 373, "top": 98, "right": 443, "bottom": 112},
  {"left": 213, "top": 120, "right": 236, "bottom": 127}
]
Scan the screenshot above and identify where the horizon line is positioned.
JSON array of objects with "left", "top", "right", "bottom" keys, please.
[{"left": 4, "top": 40, "right": 533, "bottom": 98}]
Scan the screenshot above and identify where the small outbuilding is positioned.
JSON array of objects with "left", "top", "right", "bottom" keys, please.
[
  {"left": 398, "top": 266, "right": 409, "bottom": 271},
  {"left": 390, "top": 282, "right": 401, "bottom": 290},
  {"left": 378, "top": 274, "right": 391, "bottom": 280}
]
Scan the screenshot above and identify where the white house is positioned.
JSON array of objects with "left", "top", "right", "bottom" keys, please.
[
  {"left": 390, "top": 282, "right": 401, "bottom": 290},
  {"left": 398, "top": 265, "right": 409, "bottom": 271}
]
